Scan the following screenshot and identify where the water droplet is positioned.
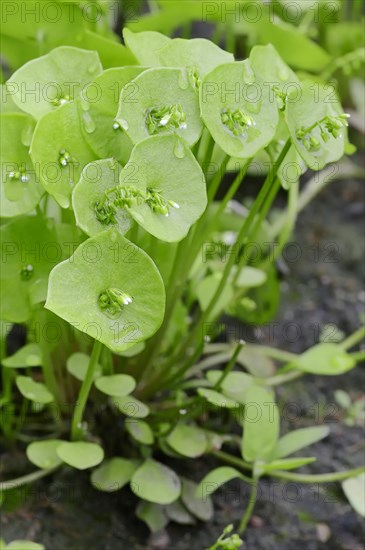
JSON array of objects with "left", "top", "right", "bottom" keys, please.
[
  {"left": 118, "top": 118, "right": 129, "bottom": 131},
  {"left": 174, "top": 139, "right": 186, "bottom": 159},
  {"left": 278, "top": 65, "right": 289, "bottom": 82},
  {"left": 113, "top": 121, "right": 120, "bottom": 130},
  {"left": 21, "top": 124, "right": 33, "bottom": 146},
  {"left": 178, "top": 69, "right": 189, "bottom": 90},
  {"left": 80, "top": 95, "right": 90, "bottom": 112},
  {"left": 243, "top": 63, "right": 255, "bottom": 84},
  {"left": 82, "top": 111, "right": 96, "bottom": 134},
  {"left": 245, "top": 100, "right": 261, "bottom": 115}
]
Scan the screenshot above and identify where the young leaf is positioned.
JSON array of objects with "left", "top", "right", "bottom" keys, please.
[
  {"left": 136, "top": 501, "right": 169, "bottom": 533},
  {"left": 56, "top": 441, "right": 104, "bottom": 470},
  {"left": 158, "top": 38, "right": 234, "bottom": 81},
  {"left": 200, "top": 60, "right": 279, "bottom": 158},
  {"left": 272, "top": 426, "right": 330, "bottom": 459},
  {"left": 45, "top": 229, "right": 165, "bottom": 353},
  {"left": 167, "top": 424, "right": 207, "bottom": 458},
  {"left": 116, "top": 135, "right": 207, "bottom": 242},
  {"left": 234, "top": 266, "right": 267, "bottom": 289},
  {"left": 342, "top": 474, "right": 365, "bottom": 517},
  {"left": 123, "top": 29, "right": 171, "bottom": 66},
  {"left": 181, "top": 478, "right": 214, "bottom": 522},
  {"left": 16, "top": 376, "right": 54, "bottom": 404},
  {"left": 66, "top": 352, "right": 102, "bottom": 382},
  {"left": 30, "top": 100, "right": 96, "bottom": 208},
  {"left": 241, "top": 386, "right": 279, "bottom": 463},
  {"left": 262, "top": 457, "right": 316, "bottom": 473},
  {"left": 125, "top": 419, "right": 154, "bottom": 445},
  {"left": 206, "top": 370, "right": 254, "bottom": 404},
  {"left": 0, "top": 113, "right": 44, "bottom": 217},
  {"left": 112, "top": 395, "right": 150, "bottom": 419},
  {"left": 79, "top": 67, "right": 144, "bottom": 164},
  {"left": 196, "top": 273, "right": 234, "bottom": 318},
  {"left": 116, "top": 68, "right": 203, "bottom": 146},
  {"left": 2, "top": 343, "right": 43, "bottom": 368},
  {"left": 91, "top": 457, "right": 139, "bottom": 492},
  {"left": 165, "top": 501, "right": 196, "bottom": 525},
  {"left": 26, "top": 440, "right": 63, "bottom": 469},
  {"left": 131, "top": 459, "right": 181, "bottom": 504},
  {"left": 285, "top": 80, "right": 347, "bottom": 170},
  {"left": 95, "top": 374, "right": 136, "bottom": 397},
  {"left": 72, "top": 159, "right": 133, "bottom": 238},
  {"left": 198, "top": 388, "right": 240, "bottom": 409},
  {"left": 7, "top": 46, "right": 102, "bottom": 119},
  {"left": 293, "top": 343, "right": 356, "bottom": 375},
  {"left": 196, "top": 467, "right": 245, "bottom": 499}
]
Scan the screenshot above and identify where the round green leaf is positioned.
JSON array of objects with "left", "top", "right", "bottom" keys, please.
[
  {"left": 165, "top": 501, "right": 196, "bottom": 525},
  {"left": 285, "top": 80, "right": 347, "bottom": 170},
  {"left": 26, "top": 439, "right": 63, "bottom": 469},
  {"left": 197, "top": 388, "right": 239, "bottom": 409},
  {"left": 7, "top": 46, "right": 102, "bottom": 119},
  {"left": 181, "top": 479, "right": 213, "bottom": 522},
  {"left": 116, "top": 135, "right": 207, "bottom": 242},
  {"left": 112, "top": 395, "right": 150, "bottom": 418},
  {"left": 136, "top": 501, "right": 168, "bottom": 533},
  {"left": 123, "top": 28, "right": 171, "bottom": 67},
  {"left": 234, "top": 266, "right": 267, "bottom": 288},
  {"left": 131, "top": 459, "right": 181, "bottom": 504},
  {"left": 196, "top": 467, "right": 244, "bottom": 499},
  {"left": 16, "top": 376, "right": 54, "bottom": 404},
  {"left": 2, "top": 344, "right": 43, "bottom": 368},
  {"left": 200, "top": 60, "right": 279, "bottom": 158},
  {"left": 1, "top": 113, "right": 44, "bottom": 217},
  {"left": 293, "top": 343, "right": 356, "bottom": 375},
  {"left": 79, "top": 67, "right": 144, "bottom": 164},
  {"left": 45, "top": 229, "right": 165, "bottom": 353},
  {"left": 158, "top": 38, "right": 234, "bottom": 80},
  {"left": 30, "top": 100, "right": 96, "bottom": 208},
  {"left": 116, "top": 68, "right": 203, "bottom": 147},
  {"left": 125, "top": 419, "right": 154, "bottom": 445},
  {"left": 66, "top": 352, "right": 102, "bottom": 382},
  {"left": 72, "top": 159, "right": 132, "bottom": 238},
  {"left": 91, "top": 457, "right": 139, "bottom": 492},
  {"left": 342, "top": 474, "right": 365, "bottom": 517},
  {"left": 95, "top": 374, "right": 136, "bottom": 397},
  {"left": 206, "top": 370, "right": 254, "bottom": 404},
  {"left": 167, "top": 424, "right": 207, "bottom": 458},
  {"left": 56, "top": 441, "right": 104, "bottom": 470}
]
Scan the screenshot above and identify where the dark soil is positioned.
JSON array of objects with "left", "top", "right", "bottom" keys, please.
[{"left": 1, "top": 177, "right": 364, "bottom": 550}]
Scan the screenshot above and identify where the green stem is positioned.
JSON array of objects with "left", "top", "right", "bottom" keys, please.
[
  {"left": 71, "top": 340, "right": 102, "bottom": 440},
  {"left": 350, "top": 350, "right": 365, "bottom": 362},
  {"left": 214, "top": 341, "right": 244, "bottom": 389},
  {"left": 341, "top": 326, "right": 365, "bottom": 350},
  {"left": 0, "top": 466, "right": 59, "bottom": 491},
  {"left": 239, "top": 478, "right": 258, "bottom": 533}
]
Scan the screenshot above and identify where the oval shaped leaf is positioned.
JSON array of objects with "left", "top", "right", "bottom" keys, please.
[
  {"left": 112, "top": 395, "right": 150, "bottom": 418},
  {"left": 45, "top": 229, "right": 165, "bottom": 353},
  {"left": 197, "top": 388, "right": 240, "bottom": 409},
  {"left": 26, "top": 439, "right": 63, "bottom": 469},
  {"left": 56, "top": 441, "right": 104, "bottom": 470},
  {"left": 131, "top": 459, "right": 181, "bottom": 504},
  {"left": 125, "top": 419, "right": 154, "bottom": 445},
  {"left": 95, "top": 374, "right": 136, "bottom": 397},
  {"left": 123, "top": 29, "right": 171, "bottom": 66},
  {"left": 272, "top": 426, "right": 330, "bottom": 459},
  {"left": 66, "top": 352, "right": 102, "bottom": 382},
  {"left": 342, "top": 474, "right": 365, "bottom": 517},
  {"left": 293, "top": 343, "right": 356, "bottom": 375},
  {"left": 16, "top": 376, "right": 54, "bottom": 404},
  {"left": 181, "top": 478, "right": 214, "bottom": 522},
  {"left": 91, "top": 457, "right": 139, "bottom": 492},
  {"left": 196, "top": 467, "right": 244, "bottom": 499},
  {"left": 167, "top": 424, "right": 207, "bottom": 458},
  {"left": 2, "top": 343, "right": 42, "bottom": 368},
  {"left": 136, "top": 501, "right": 168, "bottom": 533}
]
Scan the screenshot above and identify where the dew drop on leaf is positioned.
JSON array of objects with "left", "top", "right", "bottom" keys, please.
[
  {"left": 21, "top": 124, "right": 33, "bottom": 147},
  {"left": 119, "top": 118, "right": 129, "bottom": 131},
  {"left": 178, "top": 69, "right": 189, "bottom": 90},
  {"left": 82, "top": 111, "right": 96, "bottom": 134},
  {"left": 174, "top": 139, "right": 186, "bottom": 159}
]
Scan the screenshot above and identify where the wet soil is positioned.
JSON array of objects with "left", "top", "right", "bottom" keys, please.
[{"left": 1, "top": 176, "right": 364, "bottom": 550}]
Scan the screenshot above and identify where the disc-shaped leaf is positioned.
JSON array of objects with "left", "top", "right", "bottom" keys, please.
[
  {"left": 7, "top": 46, "right": 102, "bottom": 119},
  {"left": 66, "top": 352, "right": 102, "bottom": 382},
  {"left": 0, "top": 216, "right": 61, "bottom": 323},
  {"left": 196, "top": 467, "right": 244, "bottom": 499},
  {"left": 200, "top": 60, "right": 279, "bottom": 158},
  {"left": 234, "top": 266, "right": 267, "bottom": 288},
  {"left": 342, "top": 474, "right": 365, "bottom": 517},
  {"left": 26, "top": 440, "right": 63, "bottom": 469},
  {"left": 79, "top": 67, "right": 144, "bottom": 164},
  {"left": 165, "top": 501, "right": 196, "bottom": 525},
  {"left": 136, "top": 501, "right": 169, "bottom": 533},
  {"left": 285, "top": 80, "right": 347, "bottom": 170},
  {"left": 123, "top": 29, "right": 171, "bottom": 66},
  {"left": 30, "top": 101, "right": 96, "bottom": 208},
  {"left": 91, "top": 457, "right": 139, "bottom": 492},
  {"left": 293, "top": 343, "right": 356, "bottom": 375},
  {"left": 56, "top": 441, "right": 104, "bottom": 470},
  {"left": 45, "top": 229, "right": 165, "bottom": 353},
  {"left": 196, "top": 273, "right": 233, "bottom": 318},
  {"left": 112, "top": 395, "right": 150, "bottom": 418},
  {"left": 167, "top": 424, "right": 207, "bottom": 458},
  {"left": 16, "top": 376, "right": 54, "bottom": 404},
  {"left": 72, "top": 159, "right": 132, "bottom": 237},
  {"left": 158, "top": 38, "right": 234, "bottom": 80},
  {"left": 116, "top": 68, "right": 203, "bottom": 146},
  {"left": 206, "top": 370, "right": 254, "bottom": 404},
  {"left": 272, "top": 426, "right": 330, "bottom": 459},
  {"left": 197, "top": 388, "right": 240, "bottom": 409},
  {"left": 1, "top": 113, "right": 44, "bottom": 217},
  {"left": 95, "top": 374, "right": 136, "bottom": 397},
  {"left": 115, "top": 135, "right": 207, "bottom": 242},
  {"left": 131, "top": 459, "right": 181, "bottom": 504},
  {"left": 2, "top": 343, "right": 43, "bottom": 368},
  {"left": 241, "top": 386, "right": 279, "bottom": 463},
  {"left": 181, "top": 479, "right": 214, "bottom": 522},
  {"left": 125, "top": 419, "right": 154, "bottom": 445}
]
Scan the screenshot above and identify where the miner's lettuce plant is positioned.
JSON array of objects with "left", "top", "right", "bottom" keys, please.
[{"left": 1, "top": 30, "right": 365, "bottom": 539}]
